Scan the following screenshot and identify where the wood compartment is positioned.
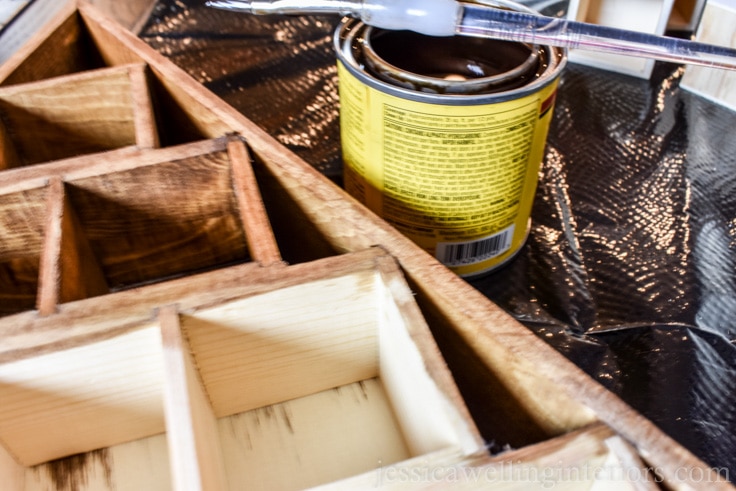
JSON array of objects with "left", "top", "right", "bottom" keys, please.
[
  {"left": 63, "top": 148, "right": 246, "bottom": 290},
  {"left": 58, "top": 137, "right": 278, "bottom": 293},
  {"left": 181, "top": 255, "right": 482, "bottom": 489},
  {"left": 36, "top": 177, "right": 108, "bottom": 315},
  {"left": 0, "top": 187, "right": 47, "bottom": 315},
  {"left": 0, "top": 7, "right": 107, "bottom": 87},
  {"left": 0, "top": 6, "right": 215, "bottom": 156},
  {"left": 0, "top": 323, "right": 172, "bottom": 488},
  {"left": 0, "top": 137, "right": 279, "bottom": 316},
  {"left": 0, "top": 248, "right": 483, "bottom": 490},
  {"left": 0, "top": 63, "right": 158, "bottom": 168}
]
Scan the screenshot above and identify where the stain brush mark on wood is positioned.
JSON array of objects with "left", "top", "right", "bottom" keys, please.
[
  {"left": 280, "top": 405, "right": 294, "bottom": 434},
  {"left": 43, "top": 448, "right": 112, "bottom": 491},
  {"left": 358, "top": 379, "right": 369, "bottom": 400}
]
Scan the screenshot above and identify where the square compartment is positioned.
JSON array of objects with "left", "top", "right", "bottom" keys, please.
[
  {"left": 0, "top": 248, "right": 482, "bottom": 490},
  {"left": 0, "top": 64, "right": 157, "bottom": 167},
  {"left": 0, "top": 137, "right": 278, "bottom": 317},
  {"left": 182, "top": 268, "right": 481, "bottom": 488},
  {"left": 64, "top": 146, "right": 250, "bottom": 290},
  {"left": 0, "top": 327, "right": 167, "bottom": 463},
  {"left": 1, "top": 7, "right": 219, "bottom": 152},
  {"left": 0, "top": 186, "right": 47, "bottom": 315}
]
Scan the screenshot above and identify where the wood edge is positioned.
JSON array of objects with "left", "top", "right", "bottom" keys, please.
[
  {"left": 78, "top": 0, "right": 159, "bottom": 35},
  {"left": 128, "top": 63, "right": 160, "bottom": 149},
  {"left": 129, "top": 1, "right": 160, "bottom": 35},
  {"left": 325, "top": 424, "right": 614, "bottom": 489},
  {"left": 159, "top": 304, "right": 229, "bottom": 491},
  {"left": 0, "top": 1, "right": 79, "bottom": 84},
  {"left": 227, "top": 138, "right": 282, "bottom": 265},
  {"left": 0, "top": 62, "right": 147, "bottom": 97},
  {"left": 467, "top": 422, "right": 729, "bottom": 489},
  {"left": 36, "top": 178, "right": 63, "bottom": 316},
  {"left": 0, "top": 436, "right": 24, "bottom": 489},
  {"left": 474, "top": 422, "right": 616, "bottom": 467},
  {"left": 0, "top": 138, "right": 229, "bottom": 195},
  {"left": 373, "top": 253, "right": 484, "bottom": 453},
  {"left": 604, "top": 436, "right": 663, "bottom": 490},
  {"left": 0, "top": 248, "right": 387, "bottom": 363},
  {"left": 427, "top": 424, "right": 622, "bottom": 488}
]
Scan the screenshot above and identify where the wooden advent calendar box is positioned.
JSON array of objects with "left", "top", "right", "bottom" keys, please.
[{"left": 0, "top": 2, "right": 731, "bottom": 489}]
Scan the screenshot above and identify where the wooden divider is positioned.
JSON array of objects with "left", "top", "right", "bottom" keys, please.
[
  {"left": 37, "top": 177, "right": 108, "bottom": 316},
  {"left": 129, "top": 63, "right": 160, "bottom": 148},
  {"left": 2, "top": 137, "right": 280, "bottom": 314},
  {"left": 159, "top": 304, "right": 229, "bottom": 491},
  {"left": 229, "top": 139, "right": 282, "bottom": 266}
]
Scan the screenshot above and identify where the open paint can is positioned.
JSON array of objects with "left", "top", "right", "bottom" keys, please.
[{"left": 335, "top": 0, "right": 566, "bottom": 277}]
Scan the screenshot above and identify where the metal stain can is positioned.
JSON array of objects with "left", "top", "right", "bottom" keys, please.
[{"left": 334, "top": 2, "right": 566, "bottom": 277}]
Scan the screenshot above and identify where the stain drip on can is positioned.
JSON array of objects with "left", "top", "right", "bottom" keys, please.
[{"left": 336, "top": 8, "right": 566, "bottom": 278}]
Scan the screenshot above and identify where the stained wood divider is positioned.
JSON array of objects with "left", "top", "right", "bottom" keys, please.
[
  {"left": 37, "top": 177, "right": 109, "bottom": 315},
  {"left": 0, "top": 136, "right": 280, "bottom": 316}
]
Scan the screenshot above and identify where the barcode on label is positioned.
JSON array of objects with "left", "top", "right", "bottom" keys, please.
[{"left": 436, "top": 225, "right": 515, "bottom": 266}]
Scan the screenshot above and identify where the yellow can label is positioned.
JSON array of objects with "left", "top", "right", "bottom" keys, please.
[{"left": 339, "top": 61, "right": 560, "bottom": 277}]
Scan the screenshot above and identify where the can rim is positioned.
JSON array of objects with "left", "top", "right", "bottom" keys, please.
[
  {"left": 361, "top": 27, "right": 541, "bottom": 95},
  {"left": 334, "top": 0, "right": 567, "bottom": 105}
]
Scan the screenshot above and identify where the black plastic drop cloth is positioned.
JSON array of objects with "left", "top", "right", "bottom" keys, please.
[{"left": 139, "top": 0, "right": 736, "bottom": 476}]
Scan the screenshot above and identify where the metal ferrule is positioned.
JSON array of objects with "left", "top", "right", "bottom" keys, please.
[{"left": 206, "top": 0, "right": 362, "bottom": 16}]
